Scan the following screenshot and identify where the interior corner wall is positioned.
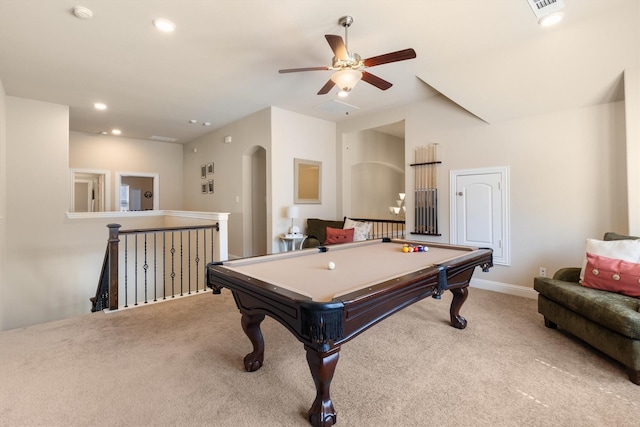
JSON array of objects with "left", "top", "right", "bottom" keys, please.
[
  {"left": 0, "top": 80, "right": 6, "bottom": 331},
  {"left": 624, "top": 67, "right": 640, "bottom": 235},
  {"left": 69, "top": 132, "right": 184, "bottom": 211},
  {"left": 337, "top": 97, "right": 628, "bottom": 289},
  {"left": 271, "top": 107, "right": 336, "bottom": 254},
  {"left": 183, "top": 108, "right": 271, "bottom": 259},
  {"left": 341, "top": 129, "right": 405, "bottom": 218},
  {"left": 4, "top": 97, "right": 70, "bottom": 330}
]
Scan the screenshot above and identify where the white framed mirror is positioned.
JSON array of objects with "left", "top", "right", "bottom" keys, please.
[{"left": 294, "top": 158, "right": 321, "bottom": 204}]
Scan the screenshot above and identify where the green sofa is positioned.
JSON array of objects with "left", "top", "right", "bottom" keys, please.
[
  {"left": 302, "top": 217, "right": 346, "bottom": 249},
  {"left": 534, "top": 232, "right": 640, "bottom": 384}
]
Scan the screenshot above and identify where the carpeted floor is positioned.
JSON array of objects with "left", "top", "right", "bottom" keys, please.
[{"left": 1, "top": 287, "right": 638, "bottom": 426}]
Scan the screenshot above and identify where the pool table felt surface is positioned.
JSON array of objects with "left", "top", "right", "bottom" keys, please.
[{"left": 218, "top": 239, "right": 472, "bottom": 302}]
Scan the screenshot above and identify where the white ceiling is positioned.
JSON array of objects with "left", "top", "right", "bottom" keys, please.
[{"left": 0, "top": 0, "right": 637, "bottom": 143}]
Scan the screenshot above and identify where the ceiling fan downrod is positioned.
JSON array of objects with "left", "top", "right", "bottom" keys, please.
[{"left": 339, "top": 16, "right": 353, "bottom": 52}]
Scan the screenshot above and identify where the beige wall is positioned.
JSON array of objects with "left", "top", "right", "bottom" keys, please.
[
  {"left": 183, "top": 107, "right": 336, "bottom": 256},
  {"left": 0, "top": 80, "right": 6, "bottom": 329},
  {"left": 271, "top": 107, "right": 337, "bottom": 254},
  {"left": 625, "top": 67, "right": 640, "bottom": 235},
  {"left": 342, "top": 129, "right": 405, "bottom": 218},
  {"left": 183, "top": 108, "right": 271, "bottom": 258},
  {"left": 69, "top": 132, "right": 184, "bottom": 211},
  {"left": 4, "top": 96, "right": 70, "bottom": 330},
  {"left": 337, "top": 96, "right": 629, "bottom": 291},
  {"left": 1, "top": 99, "right": 189, "bottom": 330}
]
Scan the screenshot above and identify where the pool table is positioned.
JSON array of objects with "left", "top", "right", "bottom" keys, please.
[{"left": 207, "top": 238, "right": 492, "bottom": 426}]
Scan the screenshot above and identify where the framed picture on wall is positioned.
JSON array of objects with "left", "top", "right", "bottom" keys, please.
[
  {"left": 201, "top": 183, "right": 208, "bottom": 194},
  {"left": 200, "top": 164, "right": 207, "bottom": 179},
  {"left": 207, "top": 163, "right": 214, "bottom": 175},
  {"left": 294, "top": 158, "right": 322, "bottom": 204},
  {"left": 208, "top": 179, "right": 214, "bottom": 194}
]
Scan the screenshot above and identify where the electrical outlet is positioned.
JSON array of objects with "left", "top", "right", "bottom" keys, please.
[{"left": 539, "top": 267, "right": 547, "bottom": 277}]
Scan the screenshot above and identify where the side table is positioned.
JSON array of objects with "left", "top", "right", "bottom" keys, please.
[{"left": 280, "top": 234, "right": 307, "bottom": 252}]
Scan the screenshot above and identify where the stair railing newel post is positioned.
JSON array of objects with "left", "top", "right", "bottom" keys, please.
[{"left": 107, "top": 223, "right": 121, "bottom": 310}]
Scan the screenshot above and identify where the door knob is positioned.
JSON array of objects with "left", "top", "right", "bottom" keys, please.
[{"left": 457, "top": 192, "right": 463, "bottom": 196}]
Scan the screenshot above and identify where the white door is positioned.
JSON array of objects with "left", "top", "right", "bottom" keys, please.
[{"left": 450, "top": 167, "right": 509, "bottom": 265}]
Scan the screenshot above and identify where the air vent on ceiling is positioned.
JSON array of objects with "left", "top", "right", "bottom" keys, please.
[
  {"left": 314, "top": 99, "right": 360, "bottom": 116},
  {"left": 151, "top": 135, "right": 178, "bottom": 142},
  {"left": 526, "top": 0, "right": 564, "bottom": 19}
]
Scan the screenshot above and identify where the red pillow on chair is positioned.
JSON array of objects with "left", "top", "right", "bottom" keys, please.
[
  {"left": 581, "top": 252, "right": 640, "bottom": 297},
  {"left": 324, "top": 227, "right": 354, "bottom": 245}
]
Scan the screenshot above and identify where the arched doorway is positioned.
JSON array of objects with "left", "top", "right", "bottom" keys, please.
[{"left": 243, "top": 146, "right": 267, "bottom": 256}]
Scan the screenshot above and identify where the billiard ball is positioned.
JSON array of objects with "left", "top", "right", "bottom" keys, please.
[{"left": 328, "top": 261, "right": 335, "bottom": 270}]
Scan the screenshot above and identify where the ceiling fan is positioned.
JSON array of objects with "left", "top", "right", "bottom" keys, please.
[{"left": 279, "top": 16, "right": 416, "bottom": 96}]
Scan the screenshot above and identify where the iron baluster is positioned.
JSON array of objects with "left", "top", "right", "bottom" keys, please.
[
  {"left": 187, "top": 230, "right": 191, "bottom": 295},
  {"left": 153, "top": 232, "right": 157, "bottom": 302},
  {"left": 179, "top": 232, "right": 184, "bottom": 296},
  {"left": 124, "top": 235, "right": 128, "bottom": 308},
  {"left": 143, "top": 233, "right": 148, "bottom": 304},
  {"left": 170, "top": 231, "right": 176, "bottom": 298},
  {"left": 195, "top": 230, "right": 201, "bottom": 293}
]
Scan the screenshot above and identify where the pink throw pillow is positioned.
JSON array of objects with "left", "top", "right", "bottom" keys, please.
[
  {"left": 581, "top": 252, "right": 640, "bottom": 297},
  {"left": 324, "top": 227, "right": 354, "bottom": 245}
]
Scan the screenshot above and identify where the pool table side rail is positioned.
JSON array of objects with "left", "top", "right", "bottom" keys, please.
[
  {"left": 332, "top": 247, "right": 493, "bottom": 303},
  {"left": 335, "top": 248, "right": 493, "bottom": 345}
]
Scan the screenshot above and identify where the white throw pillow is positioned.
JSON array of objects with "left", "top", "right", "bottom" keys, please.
[
  {"left": 344, "top": 218, "right": 372, "bottom": 242},
  {"left": 580, "top": 238, "right": 640, "bottom": 281}
]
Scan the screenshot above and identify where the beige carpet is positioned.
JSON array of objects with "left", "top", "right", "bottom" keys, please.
[{"left": 1, "top": 287, "right": 638, "bottom": 427}]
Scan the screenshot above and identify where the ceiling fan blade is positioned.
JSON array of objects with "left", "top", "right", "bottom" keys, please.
[
  {"left": 317, "top": 79, "right": 336, "bottom": 95},
  {"left": 325, "top": 34, "right": 349, "bottom": 61},
  {"left": 279, "top": 66, "right": 330, "bottom": 74},
  {"left": 363, "top": 48, "right": 417, "bottom": 68},
  {"left": 361, "top": 71, "right": 393, "bottom": 90}
]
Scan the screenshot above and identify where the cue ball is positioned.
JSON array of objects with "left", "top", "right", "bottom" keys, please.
[{"left": 328, "top": 261, "right": 335, "bottom": 270}]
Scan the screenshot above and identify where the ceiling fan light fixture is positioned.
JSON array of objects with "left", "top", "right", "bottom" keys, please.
[
  {"left": 527, "top": 0, "right": 565, "bottom": 27},
  {"left": 331, "top": 69, "right": 362, "bottom": 93}
]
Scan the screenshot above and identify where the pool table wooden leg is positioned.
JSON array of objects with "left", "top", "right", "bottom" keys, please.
[
  {"left": 241, "top": 312, "right": 265, "bottom": 372},
  {"left": 305, "top": 345, "right": 340, "bottom": 427},
  {"left": 449, "top": 286, "right": 468, "bottom": 329}
]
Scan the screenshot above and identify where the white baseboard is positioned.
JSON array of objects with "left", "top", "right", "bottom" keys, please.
[{"left": 470, "top": 278, "right": 538, "bottom": 299}]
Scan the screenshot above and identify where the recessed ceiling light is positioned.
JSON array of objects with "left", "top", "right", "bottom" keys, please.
[
  {"left": 111, "top": 129, "right": 122, "bottom": 135},
  {"left": 94, "top": 102, "right": 107, "bottom": 110},
  {"left": 100, "top": 131, "right": 108, "bottom": 135},
  {"left": 539, "top": 11, "right": 564, "bottom": 26},
  {"left": 153, "top": 18, "right": 176, "bottom": 32},
  {"left": 202, "top": 122, "right": 211, "bottom": 126},
  {"left": 189, "top": 119, "right": 197, "bottom": 124}
]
